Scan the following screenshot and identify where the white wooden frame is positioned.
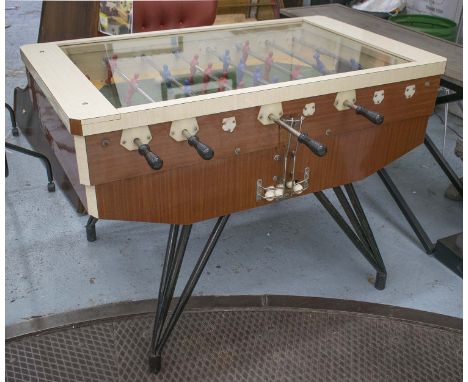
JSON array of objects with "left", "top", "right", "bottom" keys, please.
[{"left": 21, "top": 16, "right": 446, "bottom": 137}]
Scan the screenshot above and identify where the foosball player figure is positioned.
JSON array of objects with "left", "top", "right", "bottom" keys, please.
[
  {"left": 242, "top": 40, "right": 250, "bottom": 63},
  {"left": 253, "top": 67, "right": 262, "bottom": 86},
  {"left": 313, "top": 52, "right": 327, "bottom": 75},
  {"left": 105, "top": 54, "right": 118, "bottom": 84},
  {"left": 217, "top": 74, "right": 228, "bottom": 92},
  {"left": 222, "top": 49, "right": 231, "bottom": 75},
  {"left": 162, "top": 64, "right": 173, "bottom": 88},
  {"left": 236, "top": 58, "right": 246, "bottom": 85},
  {"left": 263, "top": 51, "right": 274, "bottom": 81},
  {"left": 125, "top": 73, "right": 139, "bottom": 106},
  {"left": 183, "top": 79, "right": 192, "bottom": 96},
  {"left": 290, "top": 64, "right": 301, "bottom": 80},
  {"left": 350, "top": 58, "right": 362, "bottom": 71},
  {"left": 202, "top": 62, "right": 214, "bottom": 93},
  {"left": 189, "top": 54, "right": 199, "bottom": 83}
]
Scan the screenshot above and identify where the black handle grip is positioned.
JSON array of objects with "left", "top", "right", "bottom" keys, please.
[
  {"left": 355, "top": 105, "right": 384, "bottom": 125},
  {"left": 298, "top": 132, "right": 327, "bottom": 157},
  {"left": 187, "top": 135, "right": 214, "bottom": 160},
  {"left": 137, "top": 144, "right": 163, "bottom": 170}
]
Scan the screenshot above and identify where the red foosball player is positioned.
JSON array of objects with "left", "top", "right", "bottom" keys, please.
[
  {"left": 242, "top": 40, "right": 250, "bottom": 63},
  {"left": 189, "top": 54, "right": 199, "bottom": 83},
  {"left": 290, "top": 64, "right": 301, "bottom": 80},
  {"left": 217, "top": 74, "right": 227, "bottom": 92},
  {"left": 105, "top": 54, "right": 118, "bottom": 85},
  {"left": 263, "top": 51, "right": 274, "bottom": 81},
  {"left": 125, "top": 73, "right": 139, "bottom": 106},
  {"left": 202, "top": 63, "right": 213, "bottom": 93}
]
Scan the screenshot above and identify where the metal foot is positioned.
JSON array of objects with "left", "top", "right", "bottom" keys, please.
[
  {"left": 375, "top": 272, "right": 387, "bottom": 290},
  {"left": 148, "top": 353, "right": 161, "bottom": 374},
  {"left": 315, "top": 184, "right": 387, "bottom": 290},
  {"left": 149, "top": 216, "right": 230, "bottom": 374},
  {"left": 86, "top": 216, "right": 98, "bottom": 242}
]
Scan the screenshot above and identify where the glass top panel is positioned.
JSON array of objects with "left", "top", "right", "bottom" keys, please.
[{"left": 61, "top": 20, "right": 408, "bottom": 108}]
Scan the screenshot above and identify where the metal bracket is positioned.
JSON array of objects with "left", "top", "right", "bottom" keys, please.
[
  {"left": 302, "top": 102, "right": 316, "bottom": 117},
  {"left": 222, "top": 117, "right": 236, "bottom": 132},
  {"left": 120, "top": 126, "right": 152, "bottom": 151},
  {"left": 405, "top": 85, "right": 416, "bottom": 99},
  {"left": 334, "top": 90, "right": 356, "bottom": 111},
  {"left": 373, "top": 90, "right": 384, "bottom": 104},
  {"left": 170, "top": 118, "right": 199, "bottom": 142},
  {"left": 257, "top": 103, "right": 283, "bottom": 125}
]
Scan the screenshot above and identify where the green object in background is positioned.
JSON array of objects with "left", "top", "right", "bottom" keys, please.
[{"left": 389, "top": 14, "right": 457, "bottom": 42}]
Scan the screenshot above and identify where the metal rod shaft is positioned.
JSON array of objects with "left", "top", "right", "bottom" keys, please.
[
  {"left": 265, "top": 40, "right": 316, "bottom": 71},
  {"left": 112, "top": 65, "right": 156, "bottom": 103},
  {"left": 237, "top": 43, "right": 293, "bottom": 77},
  {"left": 141, "top": 55, "right": 188, "bottom": 91},
  {"left": 178, "top": 54, "right": 233, "bottom": 90},
  {"left": 206, "top": 47, "right": 269, "bottom": 85},
  {"left": 268, "top": 114, "right": 300, "bottom": 138}
]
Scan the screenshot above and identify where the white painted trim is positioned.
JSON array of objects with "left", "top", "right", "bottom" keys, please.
[
  {"left": 73, "top": 136, "right": 91, "bottom": 185},
  {"left": 85, "top": 186, "right": 99, "bottom": 218}
]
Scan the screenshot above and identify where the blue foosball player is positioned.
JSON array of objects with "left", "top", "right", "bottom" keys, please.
[
  {"left": 162, "top": 64, "right": 172, "bottom": 88},
  {"left": 222, "top": 49, "right": 231, "bottom": 74},
  {"left": 183, "top": 79, "right": 192, "bottom": 96},
  {"left": 313, "top": 52, "right": 327, "bottom": 75},
  {"left": 253, "top": 67, "right": 262, "bottom": 86}
]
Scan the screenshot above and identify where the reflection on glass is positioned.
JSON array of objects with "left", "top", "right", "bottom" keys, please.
[{"left": 61, "top": 21, "right": 407, "bottom": 108}]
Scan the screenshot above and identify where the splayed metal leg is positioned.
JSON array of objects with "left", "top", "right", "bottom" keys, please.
[
  {"left": 149, "top": 215, "right": 230, "bottom": 374},
  {"left": 315, "top": 184, "right": 387, "bottom": 290}
]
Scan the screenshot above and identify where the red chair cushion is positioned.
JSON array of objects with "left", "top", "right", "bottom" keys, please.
[{"left": 133, "top": 1, "right": 218, "bottom": 32}]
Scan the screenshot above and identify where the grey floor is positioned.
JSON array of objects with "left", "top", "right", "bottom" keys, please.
[{"left": 5, "top": 2, "right": 462, "bottom": 327}]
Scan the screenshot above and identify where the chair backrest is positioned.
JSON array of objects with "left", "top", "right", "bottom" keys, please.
[{"left": 132, "top": 1, "right": 218, "bottom": 32}]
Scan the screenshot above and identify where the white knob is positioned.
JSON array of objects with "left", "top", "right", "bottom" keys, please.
[
  {"left": 293, "top": 183, "right": 303, "bottom": 194},
  {"left": 274, "top": 186, "right": 284, "bottom": 197},
  {"left": 265, "top": 187, "right": 275, "bottom": 201}
]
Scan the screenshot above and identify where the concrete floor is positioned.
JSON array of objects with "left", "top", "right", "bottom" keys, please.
[{"left": 5, "top": 2, "right": 462, "bottom": 326}]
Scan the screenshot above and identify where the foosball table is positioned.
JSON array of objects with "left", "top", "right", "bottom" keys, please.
[{"left": 18, "top": 16, "right": 445, "bottom": 373}]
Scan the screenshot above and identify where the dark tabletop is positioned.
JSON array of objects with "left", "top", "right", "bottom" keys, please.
[{"left": 281, "top": 4, "right": 462, "bottom": 88}]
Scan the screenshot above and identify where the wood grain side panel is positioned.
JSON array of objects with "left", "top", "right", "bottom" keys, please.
[
  {"left": 94, "top": 116, "right": 428, "bottom": 224},
  {"left": 21, "top": 76, "right": 88, "bottom": 211},
  {"left": 85, "top": 76, "right": 440, "bottom": 186},
  {"left": 95, "top": 148, "right": 283, "bottom": 224}
]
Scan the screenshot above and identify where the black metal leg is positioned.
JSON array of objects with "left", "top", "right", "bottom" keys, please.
[
  {"left": 424, "top": 134, "right": 462, "bottom": 195},
  {"left": 85, "top": 216, "right": 99, "bottom": 242},
  {"left": 5, "top": 155, "right": 9, "bottom": 178},
  {"left": 149, "top": 215, "right": 230, "bottom": 374},
  {"left": 5, "top": 142, "right": 56, "bottom": 192},
  {"left": 5, "top": 103, "right": 19, "bottom": 136},
  {"left": 315, "top": 186, "right": 386, "bottom": 290},
  {"left": 378, "top": 168, "right": 435, "bottom": 254}
]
